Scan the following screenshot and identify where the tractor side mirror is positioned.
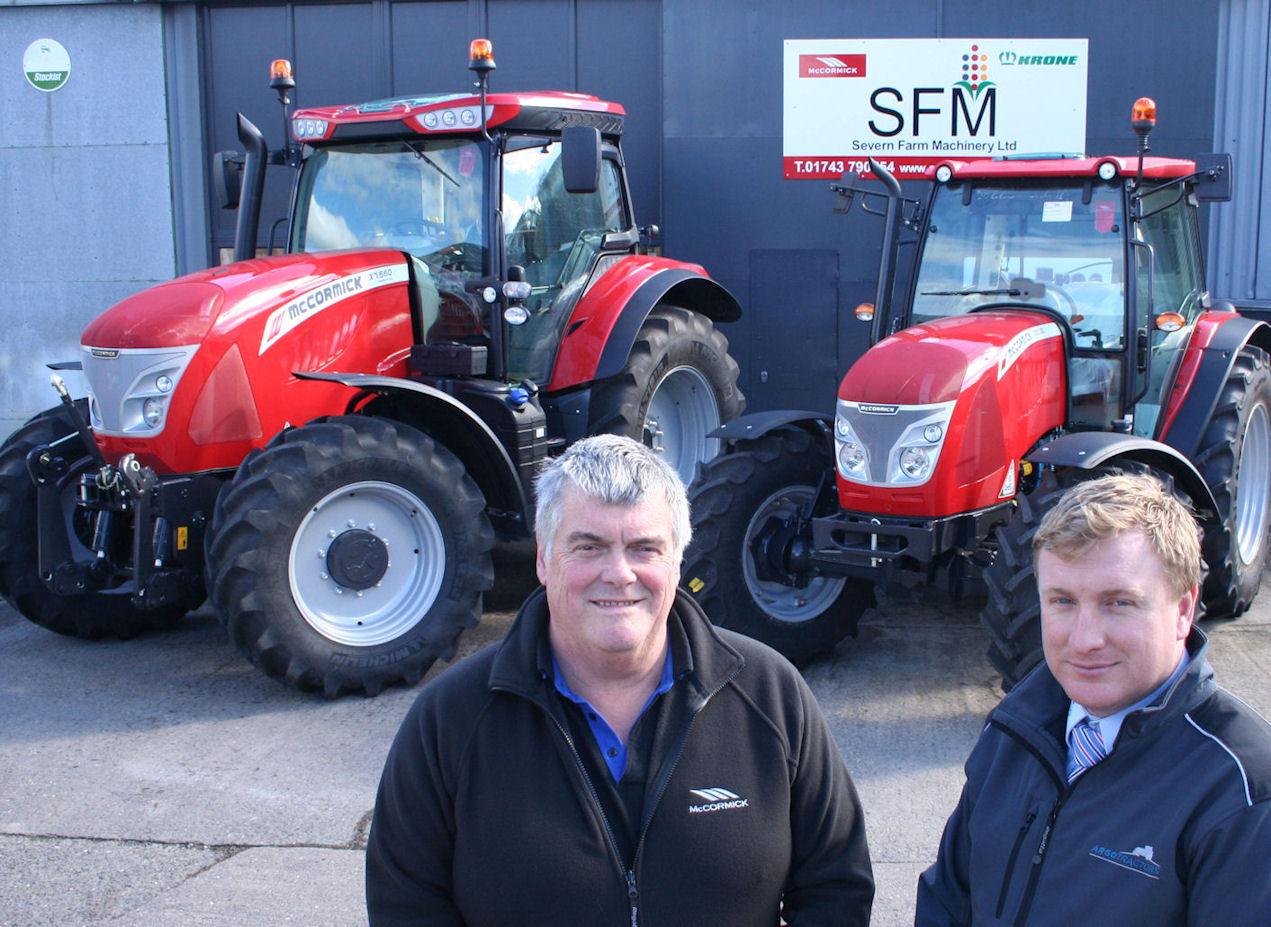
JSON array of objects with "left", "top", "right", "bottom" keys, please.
[
  {"left": 1192, "top": 152, "right": 1233, "bottom": 202},
  {"left": 212, "top": 150, "right": 243, "bottom": 209},
  {"left": 561, "top": 125, "right": 601, "bottom": 194}
]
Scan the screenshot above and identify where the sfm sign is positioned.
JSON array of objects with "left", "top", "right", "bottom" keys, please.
[{"left": 783, "top": 39, "right": 1087, "bottom": 179}]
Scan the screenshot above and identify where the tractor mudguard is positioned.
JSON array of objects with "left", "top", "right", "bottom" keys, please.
[
  {"left": 1159, "top": 313, "right": 1271, "bottom": 459},
  {"left": 547, "top": 257, "right": 741, "bottom": 391},
  {"left": 293, "top": 371, "right": 531, "bottom": 531},
  {"left": 1027, "top": 431, "right": 1218, "bottom": 522},
  {"left": 710, "top": 410, "right": 832, "bottom": 445}
]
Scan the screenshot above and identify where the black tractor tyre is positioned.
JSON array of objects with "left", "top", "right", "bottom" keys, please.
[
  {"left": 683, "top": 429, "right": 874, "bottom": 666},
  {"left": 979, "top": 469, "right": 1073, "bottom": 688},
  {"left": 0, "top": 402, "right": 188, "bottom": 639},
  {"left": 589, "top": 305, "right": 744, "bottom": 487},
  {"left": 204, "top": 416, "right": 494, "bottom": 697},
  {"left": 1193, "top": 346, "right": 1271, "bottom": 619}
]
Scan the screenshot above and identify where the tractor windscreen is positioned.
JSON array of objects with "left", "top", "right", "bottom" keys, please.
[
  {"left": 291, "top": 138, "right": 489, "bottom": 345},
  {"left": 911, "top": 181, "right": 1127, "bottom": 351},
  {"left": 291, "top": 139, "right": 487, "bottom": 263}
]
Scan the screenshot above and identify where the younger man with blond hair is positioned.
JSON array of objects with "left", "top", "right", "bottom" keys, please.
[{"left": 916, "top": 472, "right": 1271, "bottom": 926}]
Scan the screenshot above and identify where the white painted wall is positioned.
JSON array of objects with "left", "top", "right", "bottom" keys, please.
[{"left": 0, "top": 3, "right": 175, "bottom": 435}]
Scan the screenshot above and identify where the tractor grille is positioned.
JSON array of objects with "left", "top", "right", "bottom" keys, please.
[{"left": 81, "top": 344, "right": 199, "bottom": 436}]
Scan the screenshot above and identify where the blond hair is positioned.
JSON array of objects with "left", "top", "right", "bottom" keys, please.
[{"left": 1033, "top": 472, "right": 1203, "bottom": 595}]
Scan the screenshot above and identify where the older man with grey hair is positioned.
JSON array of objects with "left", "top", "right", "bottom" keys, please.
[{"left": 367, "top": 434, "right": 873, "bottom": 926}]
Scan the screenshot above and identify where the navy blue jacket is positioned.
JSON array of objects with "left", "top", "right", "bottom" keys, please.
[{"left": 916, "top": 630, "right": 1271, "bottom": 926}]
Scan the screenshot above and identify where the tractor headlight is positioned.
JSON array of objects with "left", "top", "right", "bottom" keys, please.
[
  {"left": 142, "top": 396, "right": 166, "bottom": 428},
  {"left": 834, "top": 414, "right": 869, "bottom": 479},
  {"left": 899, "top": 446, "right": 933, "bottom": 480},
  {"left": 887, "top": 403, "right": 956, "bottom": 485}
]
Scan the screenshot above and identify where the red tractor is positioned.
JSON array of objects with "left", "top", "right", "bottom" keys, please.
[
  {"left": 0, "top": 41, "right": 743, "bottom": 695},
  {"left": 685, "top": 98, "right": 1270, "bottom": 685}
]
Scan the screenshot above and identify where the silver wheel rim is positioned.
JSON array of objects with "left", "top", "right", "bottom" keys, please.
[
  {"left": 643, "top": 364, "right": 721, "bottom": 485},
  {"left": 288, "top": 480, "right": 444, "bottom": 646},
  {"left": 742, "top": 485, "right": 846, "bottom": 623},
  {"left": 1236, "top": 401, "right": 1271, "bottom": 566}
]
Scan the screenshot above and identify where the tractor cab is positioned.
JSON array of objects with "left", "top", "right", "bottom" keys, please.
[
  {"left": 237, "top": 40, "right": 635, "bottom": 389},
  {"left": 847, "top": 98, "right": 1232, "bottom": 440}
]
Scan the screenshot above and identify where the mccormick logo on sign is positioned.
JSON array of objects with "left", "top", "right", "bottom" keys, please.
[{"left": 799, "top": 54, "right": 866, "bottom": 78}]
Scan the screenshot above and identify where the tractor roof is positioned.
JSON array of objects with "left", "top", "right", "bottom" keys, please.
[
  {"left": 290, "top": 90, "right": 625, "bottom": 145},
  {"left": 925, "top": 155, "right": 1197, "bottom": 182}
]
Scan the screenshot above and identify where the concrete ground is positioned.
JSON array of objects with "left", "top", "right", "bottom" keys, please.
[{"left": 2, "top": 544, "right": 1269, "bottom": 926}]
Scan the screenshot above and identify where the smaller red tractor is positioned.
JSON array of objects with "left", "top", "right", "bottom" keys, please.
[
  {"left": 0, "top": 40, "right": 743, "bottom": 695},
  {"left": 685, "top": 98, "right": 1270, "bottom": 685}
]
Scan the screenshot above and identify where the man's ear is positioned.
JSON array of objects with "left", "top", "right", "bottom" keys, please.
[
  {"left": 1177, "top": 584, "right": 1200, "bottom": 639},
  {"left": 535, "top": 544, "right": 549, "bottom": 586}
]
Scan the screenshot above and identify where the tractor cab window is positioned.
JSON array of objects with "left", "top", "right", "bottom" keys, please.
[
  {"left": 290, "top": 139, "right": 489, "bottom": 345},
  {"left": 501, "top": 136, "right": 628, "bottom": 382},
  {"left": 912, "top": 182, "right": 1127, "bottom": 352},
  {"left": 1132, "top": 187, "right": 1207, "bottom": 437}
]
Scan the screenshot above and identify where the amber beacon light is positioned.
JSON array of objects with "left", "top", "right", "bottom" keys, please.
[{"left": 469, "top": 39, "right": 496, "bottom": 74}]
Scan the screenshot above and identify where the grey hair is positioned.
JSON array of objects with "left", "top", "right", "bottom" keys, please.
[{"left": 534, "top": 434, "right": 691, "bottom": 559}]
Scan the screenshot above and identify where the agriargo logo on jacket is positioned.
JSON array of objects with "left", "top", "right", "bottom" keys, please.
[
  {"left": 799, "top": 54, "right": 866, "bottom": 78},
  {"left": 688, "top": 788, "right": 751, "bottom": 813}
]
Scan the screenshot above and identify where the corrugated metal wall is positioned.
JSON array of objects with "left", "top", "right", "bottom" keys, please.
[{"left": 1209, "top": 0, "right": 1270, "bottom": 309}]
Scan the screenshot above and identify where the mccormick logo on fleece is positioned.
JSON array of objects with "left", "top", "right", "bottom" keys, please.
[
  {"left": 260, "top": 263, "right": 409, "bottom": 354},
  {"left": 996, "top": 322, "right": 1060, "bottom": 380},
  {"left": 799, "top": 54, "right": 866, "bottom": 78}
]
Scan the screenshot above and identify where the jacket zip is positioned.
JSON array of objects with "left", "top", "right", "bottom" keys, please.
[
  {"left": 994, "top": 809, "right": 1037, "bottom": 918},
  {"left": 496, "top": 634, "right": 744, "bottom": 926},
  {"left": 1011, "top": 799, "right": 1063, "bottom": 927},
  {"left": 988, "top": 718, "right": 1069, "bottom": 927},
  {"left": 540, "top": 706, "right": 637, "bottom": 922}
]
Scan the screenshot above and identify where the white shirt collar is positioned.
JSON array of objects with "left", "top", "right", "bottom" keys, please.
[{"left": 1065, "top": 649, "right": 1191, "bottom": 749}]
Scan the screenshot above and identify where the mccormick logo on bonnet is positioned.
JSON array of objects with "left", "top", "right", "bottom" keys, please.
[
  {"left": 799, "top": 54, "right": 866, "bottom": 78},
  {"left": 259, "top": 263, "right": 409, "bottom": 354}
]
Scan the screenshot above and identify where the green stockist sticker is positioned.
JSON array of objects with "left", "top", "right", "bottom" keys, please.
[{"left": 24, "top": 38, "right": 70, "bottom": 92}]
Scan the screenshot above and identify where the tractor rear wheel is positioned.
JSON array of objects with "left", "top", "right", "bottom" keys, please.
[
  {"left": 589, "top": 305, "right": 744, "bottom": 486},
  {"left": 205, "top": 416, "right": 494, "bottom": 696},
  {"left": 1194, "top": 346, "right": 1271, "bottom": 619},
  {"left": 683, "top": 429, "right": 872, "bottom": 665},
  {"left": 0, "top": 402, "right": 188, "bottom": 638}
]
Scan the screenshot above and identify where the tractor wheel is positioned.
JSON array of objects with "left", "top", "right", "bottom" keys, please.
[
  {"left": 683, "top": 429, "right": 873, "bottom": 666},
  {"left": 1193, "top": 346, "right": 1271, "bottom": 619},
  {"left": 979, "top": 469, "right": 1074, "bottom": 688},
  {"left": 205, "top": 416, "right": 494, "bottom": 697},
  {"left": 0, "top": 402, "right": 187, "bottom": 639},
  {"left": 590, "top": 305, "right": 744, "bottom": 487}
]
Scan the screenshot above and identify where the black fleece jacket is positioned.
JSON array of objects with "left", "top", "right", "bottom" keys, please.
[{"left": 366, "top": 587, "right": 873, "bottom": 926}]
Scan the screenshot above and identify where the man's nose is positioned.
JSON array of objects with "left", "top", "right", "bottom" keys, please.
[
  {"left": 600, "top": 550, "right": 638, "bottom": 584},
  {"left": 1069, "top": 604, "right": 1108, "bottom": 650}
]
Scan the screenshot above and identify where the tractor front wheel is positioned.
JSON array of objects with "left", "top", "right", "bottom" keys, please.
[
  {"left": 205, "top": 416, "right": 494, "bottom": 696},
  {"left": 979, "top": 469, "right": 1075, "bottom": 688},
  {"left": 683, "top": 429, "right": 872, "bottom": 665},
  {"left": 589, "top": 305, "right": 744, "bottom": 487}
]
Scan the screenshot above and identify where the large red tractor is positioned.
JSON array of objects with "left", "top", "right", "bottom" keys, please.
[
  {"left": 685, "top": 98, "right": 1269, "bottom": 685},
  {"left": 0, "top": 41, "right": 743, "bottom": 695}
]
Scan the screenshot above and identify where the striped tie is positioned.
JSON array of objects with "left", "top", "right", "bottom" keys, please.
[{"left": 1067, "top": 717, "right": 1107, "bottom": 783}]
